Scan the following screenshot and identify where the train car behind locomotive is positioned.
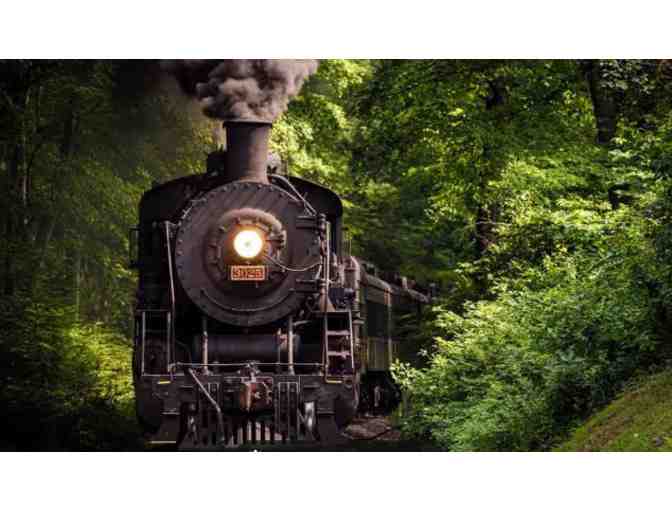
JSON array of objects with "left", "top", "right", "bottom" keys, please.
[{"left": 131, "top": 119, "right": 429, "bottom": 449}]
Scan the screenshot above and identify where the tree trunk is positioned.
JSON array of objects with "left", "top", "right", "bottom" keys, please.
[
  {"left": 3, "top": 144, "right": 25, "bottom": 296},
  {"left": 2, "top": 218, "right": 13, "bottom": 296},
  {"left": 2, "top": 65, "right": 31, "bottom": 296},
  {"left": 474, "top": 77, "right": 506, "bottom": 260},
  {"left": 584, "top": 60, "right": 618, "bottom": 145},
  {"left": 28, "top": 100, "right": 78, "bottom": 291},
  {"left": 73, "top": 247, "right": 81, "bottom": 322}
]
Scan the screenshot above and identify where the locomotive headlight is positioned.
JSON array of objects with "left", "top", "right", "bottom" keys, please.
[{"left": 233, "top": 229, "right": 264, "bottom": 259}]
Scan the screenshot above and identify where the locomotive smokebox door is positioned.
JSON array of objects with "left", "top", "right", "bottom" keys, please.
[{"left": 175, "top": 184, "right": 324, "bottom": 326}]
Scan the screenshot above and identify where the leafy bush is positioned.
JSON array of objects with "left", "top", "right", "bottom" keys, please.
[
  {"left": 0, "top": 292, "right": 142, "bottom": 451},
  {"left": 393, "top": 150, "right": 672, "bottom": 451}
]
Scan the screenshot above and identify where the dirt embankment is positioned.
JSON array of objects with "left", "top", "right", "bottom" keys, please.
[{"left": 557, "top": 370, "right": 672, "bottom": 452}]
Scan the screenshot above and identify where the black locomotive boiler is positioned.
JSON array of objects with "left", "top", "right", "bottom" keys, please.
[{"left": 131, "top": 119, "right": 429, "bottom": 448}]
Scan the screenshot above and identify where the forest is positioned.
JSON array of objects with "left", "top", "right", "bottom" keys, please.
[{"left": 1, "top": 59, "right": 672, "bottom": 451}]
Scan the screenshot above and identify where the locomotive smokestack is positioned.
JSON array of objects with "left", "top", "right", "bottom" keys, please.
[{"left": 223, "top": 120, "right": 271, "bottom": 184}]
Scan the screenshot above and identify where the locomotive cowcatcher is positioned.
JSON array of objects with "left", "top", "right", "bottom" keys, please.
[{"left": 130, "top": 119, "right": 429, "bottom": 449}]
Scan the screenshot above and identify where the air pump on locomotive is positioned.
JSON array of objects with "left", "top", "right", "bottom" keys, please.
[{"left": 131, "top": 120, "right": 429, "bottom": 448}]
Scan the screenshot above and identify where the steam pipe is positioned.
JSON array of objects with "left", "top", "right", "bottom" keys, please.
[
  {"left": 201, "top": 315, "right": 209, "bottom": 374},
  {"left": 288, "top": 316, "right": 295, "bottom": 375}
]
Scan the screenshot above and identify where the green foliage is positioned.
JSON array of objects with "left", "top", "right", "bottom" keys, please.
[
  {"left": 271, "top": 59, "right": 372, "bottom": 196},
  {"left": 347, "top": 60, "right": 594, "bottom": 282},
  {"left": 392, "top": 100, "right": 672, "bottom": 450},
  {"left": 0, "top": 60, "right": 218, "bottom": 449},
  {"left": 395, "top": 239, "right": 663, "bottom": 450},
  {"left": 0, "top": 290, "right": 141, "bottom": 450}
]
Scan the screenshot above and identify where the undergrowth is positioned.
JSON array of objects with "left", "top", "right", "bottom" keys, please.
[
  {"left": 0, "top": 293, "right": 143, "bottom": 451},
  {"left": 393, "top": 141, "right": 672, "bottom": 451}
]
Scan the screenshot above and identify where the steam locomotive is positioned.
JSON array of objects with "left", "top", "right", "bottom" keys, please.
[{"left": 131, "top": 120, "right": 429, "bottom": 448}]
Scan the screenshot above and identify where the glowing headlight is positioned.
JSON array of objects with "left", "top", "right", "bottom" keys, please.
[{"left": 233, "top": 229, "right": 264, "bottom": 259}]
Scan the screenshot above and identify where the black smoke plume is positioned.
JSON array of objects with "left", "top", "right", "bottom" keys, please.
[{"left": 163, "top": 60, "right": 319, "bottom": 122}]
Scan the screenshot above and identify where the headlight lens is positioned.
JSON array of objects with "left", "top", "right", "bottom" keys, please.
[{"left": 233, "top": 229, "right": 264, "bottom": 259}]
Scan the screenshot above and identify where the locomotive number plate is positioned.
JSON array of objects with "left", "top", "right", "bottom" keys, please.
[{"left": 230, "top": 265, "right": 267, "bottom": 281}]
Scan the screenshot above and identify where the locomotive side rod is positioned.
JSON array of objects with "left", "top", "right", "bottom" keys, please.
[{"left": 186, "top": 368, "right": 226, "bottom": 444}]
